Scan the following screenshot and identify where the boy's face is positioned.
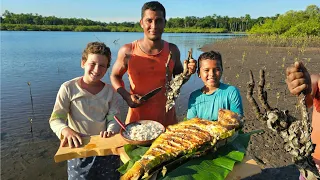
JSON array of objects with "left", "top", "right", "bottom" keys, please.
[
  {"left": 140, "top": 9, "right": 165, "bottom": 41},
  {"left": 81, "top": 54, "right": 109, "bottom": 84},
  {"left": 198, "top": 59, "right": 223, "bottom": 88}
]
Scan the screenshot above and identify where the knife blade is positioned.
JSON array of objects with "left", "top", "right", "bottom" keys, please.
[{"left": 139, "top": 86, "right": 162, "bottom": 101}]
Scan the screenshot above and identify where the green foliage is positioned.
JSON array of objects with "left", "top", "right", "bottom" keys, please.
[
  {"left": 118, "top": 145, "right": 149, "bottom": 174},
  {"left": 2, "top": 4, "right": 318, "bottom": 35},
  {"left": 247, "top": 34, "right": 320, "bottom": 47},
  {"left": 164, "top": 28, "right": 228, "bottom": 33},
  {"left": 248, "top": 5, "right": 320, "bottom": 37},
  {"left": 1, "top": 10, "right": 277, "bottom": 33},
  {"left": 118, "top": 130, "right": 262, "bottom": 179},
  {"left": 283, "top": 18, "right": 320, "bottom": 37}
]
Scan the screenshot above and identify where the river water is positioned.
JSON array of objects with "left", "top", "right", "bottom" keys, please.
[{"left": 0, "top": 31, "right": 243, "bottom": 179}]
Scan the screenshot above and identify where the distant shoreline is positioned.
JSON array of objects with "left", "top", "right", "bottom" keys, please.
[{"left": 0, "top": 24, "right": 248, "bottom": 34}]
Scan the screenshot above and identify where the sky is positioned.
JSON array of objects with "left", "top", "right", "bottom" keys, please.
[{"left": 1, "top": 0, "right": 320, "bottom": 23}]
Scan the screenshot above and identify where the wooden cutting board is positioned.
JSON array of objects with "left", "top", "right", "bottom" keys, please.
[
  {"left": 54, "top": 134, "right": 128, "bottom": 163},
  {"left": 117, "top": 147, "right": 262, "bottom": 179}
]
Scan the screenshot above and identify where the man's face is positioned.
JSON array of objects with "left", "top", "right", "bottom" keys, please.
[{"left": 140, "top": 9, "right": 166, "bottom": 41}]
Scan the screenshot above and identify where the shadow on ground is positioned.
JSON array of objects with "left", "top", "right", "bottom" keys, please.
[{"left": 244, "top": 164, "right": 299, "bottom": 180}]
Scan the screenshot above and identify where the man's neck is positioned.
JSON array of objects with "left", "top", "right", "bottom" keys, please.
[{"left": 139, "top": 38, "right": 163, "bottom": 54}]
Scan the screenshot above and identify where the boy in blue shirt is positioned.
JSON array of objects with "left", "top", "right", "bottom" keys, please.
[{"left": 187, "top": 51, "right": 243, "bottom": 121}]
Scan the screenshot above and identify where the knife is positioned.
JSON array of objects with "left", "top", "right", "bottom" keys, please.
[{"left": 139, "top": 86, "right": 162, "bottom": 101}]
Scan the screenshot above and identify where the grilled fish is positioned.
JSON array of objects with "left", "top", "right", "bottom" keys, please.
[{"left": 121, "top": 109, "right": 241, "bottom": 180}]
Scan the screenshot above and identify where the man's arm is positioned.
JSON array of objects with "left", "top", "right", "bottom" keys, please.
[
  {"left": 169, "top": 43, "right": 183, "bottom": 77},
  {"left": 110, "top": 44, "right": 130, "bottom": 90},
  {"left": 110, "top": 44, "right": 143, "bottom": 108},
  {"left": 310, "top": 74, "right": 320, "bottom": 98}
]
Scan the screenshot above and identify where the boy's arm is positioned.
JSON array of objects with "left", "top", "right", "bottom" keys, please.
[
  {"left": 106, "top": 89, "right": 122, "bottom": 133},
  {"left": 49, "top": 84, "right": 70, "bottom": 140},
  {"left": 187, "top": 93, "right": 198, "bottom": 119},
  {"left": 229, "top": 87, "right": 244, "bottom": 117}
]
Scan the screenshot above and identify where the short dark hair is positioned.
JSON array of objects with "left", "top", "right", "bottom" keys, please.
[
  {"left": 141, "top": 1, "right": 166, "bottom": 19},
  {"left": 197, "top": 51, "right": 223, "bottom": 73},
  {"left": 81, "top": 42, "right": 111, "bottom": 68}
]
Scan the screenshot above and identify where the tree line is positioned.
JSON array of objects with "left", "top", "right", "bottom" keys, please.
[
  {"left": 0, "top": 9, "right": 277, "bottom": 33},
  {"left": 1, "top": 5, "right": 319, "bottom": 37},
  {"left": 248, "top": 5, "right": 320, "bottom": 37}
]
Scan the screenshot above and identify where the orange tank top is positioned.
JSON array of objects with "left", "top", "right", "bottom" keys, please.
[
  {"left": 311, "top": 87, "right": 320, "bottom": 161},
  {"left": 125, "top": 40, "right": 177, "bottom": 127}
]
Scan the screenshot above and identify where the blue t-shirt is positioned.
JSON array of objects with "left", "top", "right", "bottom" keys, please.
[{"left": 187, "top": 83, "right": 243, "bottom": 121}]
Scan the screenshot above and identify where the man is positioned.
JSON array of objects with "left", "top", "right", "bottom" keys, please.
[
  {"left": 286, "top": 61, "right": 320, "bottom": 179},
  {"left": 110, "top": 1, "right": 196, "bottom": 127}
]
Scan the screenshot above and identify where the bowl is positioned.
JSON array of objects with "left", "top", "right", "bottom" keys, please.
[{"left": 120, "top": 120, "right": 165, "bottom": 145}]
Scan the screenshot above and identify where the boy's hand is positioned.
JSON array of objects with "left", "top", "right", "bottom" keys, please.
[
  {"left": 60, "top": 127, "right": 82, "bottom": 148},
  {"left": 286, "top": 61, "right": 312, "bottom": 95},
  {"left": 100, "top": 130, "right": 115, "bottom": 138}
]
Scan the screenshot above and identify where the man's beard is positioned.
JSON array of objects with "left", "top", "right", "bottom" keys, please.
[{"left": 148, "top": 34, "right": 162, "bottom": 41}]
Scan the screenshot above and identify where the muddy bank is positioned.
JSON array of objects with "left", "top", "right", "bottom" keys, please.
[{"left": 201, "top": 37, "right": 320, "bottom": 179}]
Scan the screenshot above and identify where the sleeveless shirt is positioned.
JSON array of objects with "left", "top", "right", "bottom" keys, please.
[
  {"left": 125, "top": 40, "right": 177, "bottom": 127},
  {"left": 311, "top": 89, "right": 320, "bottom": 161}
]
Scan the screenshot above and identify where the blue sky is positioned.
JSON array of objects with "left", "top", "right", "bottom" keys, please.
[{"left": 1, "top": 0, "right": 319, "bottom": 23}]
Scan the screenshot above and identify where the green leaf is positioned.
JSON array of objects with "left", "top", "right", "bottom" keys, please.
[
  {"left": 124, "top": 144, "right": 149, "bottom": 159},
  {"left": 158, "top": 131, "right": 259, "bottom": 180},
  {"left": 212, "top": 156, "right": 236, "bottom": 171},
  {"left": 229, "top": 129, "right": 263, "bottom": 153},
  {"left": 225, "top": 150, "right": 244, "bottom": 162},
  {"left": 118, "top": 155, "right": 142, "bottom": 174},
  {"left": 118, "top": 144, "right": 150, "bottom": 174},
  {"left": 160, "top": 155, "right": 230, "bottom": 180},
  {"left": 119, "top": 130, "right": 261, "bottom": 179}
]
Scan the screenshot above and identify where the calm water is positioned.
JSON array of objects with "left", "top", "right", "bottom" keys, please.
[{"left": 0, "top": 31, "right": 241, "bottom": 167}]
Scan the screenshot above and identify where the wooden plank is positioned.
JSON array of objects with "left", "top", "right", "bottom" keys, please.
[
  {"left": 117, "top": 147, "right": 130, "bottom": 163},
  {"left": 117, "top": 147, "right": 262, "bottom": 179},
  {"left": 225, "top": 155, "right": 262, "bottom": 180},
  {"left": 54, "top": 134, "right": 128, "bottom": 163}
]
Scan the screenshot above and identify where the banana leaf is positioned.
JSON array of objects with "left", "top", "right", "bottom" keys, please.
[
  {"left": 118, "top": 145, "right": 149, "bottom": 174},
  {"left": 118, "top": 130, "right": 262, "bottom": 179}
]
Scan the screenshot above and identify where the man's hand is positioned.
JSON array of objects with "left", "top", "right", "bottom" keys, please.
[
  {"left": 186, "top": 59, "right": 197, "bottom": 75},
  {"left": 117, "top": 87, "right": 144, "bottom": 108},
  {"left": 125, "top": 94, "right": 144, "bottom": 108},
  {"left": 286, "top": 61, "right": 312, "bottom": 96},
  {"left": 60, "top": 127, "right": 82, "bottom": 148}
]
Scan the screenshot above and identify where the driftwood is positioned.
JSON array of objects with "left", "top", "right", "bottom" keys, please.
[
  {"left": 165, "top": 49, "right": 193, "bottom": 112},
  {"left": 247, "top": 69, "right": 319, "bottom": 180}
]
